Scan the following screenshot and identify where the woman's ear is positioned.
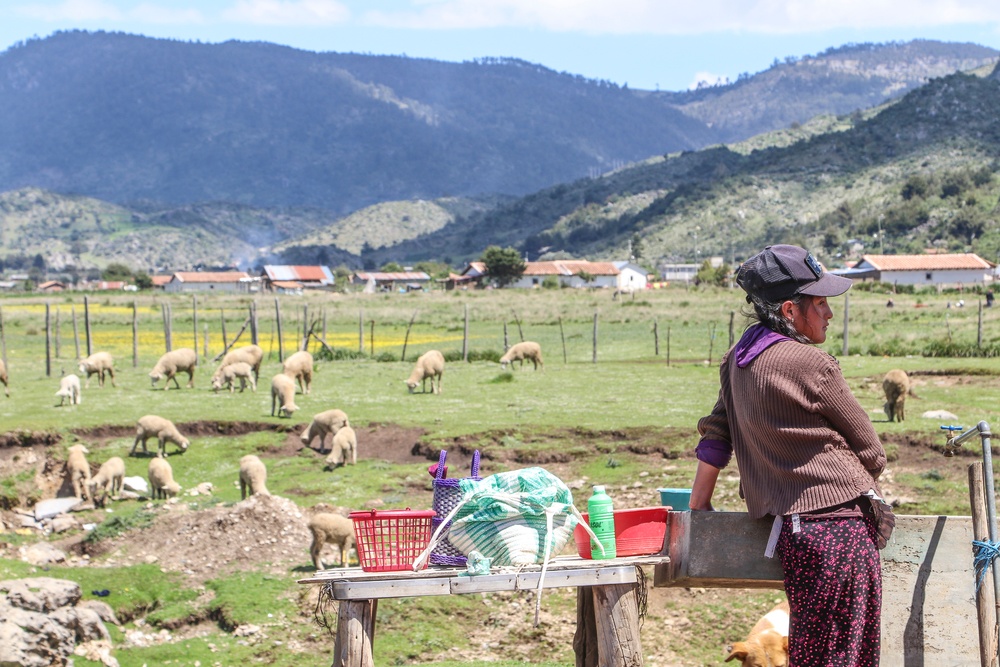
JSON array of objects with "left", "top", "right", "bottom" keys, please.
[{"left": 780, "top": 300, "right": 797, "bottom": 322}]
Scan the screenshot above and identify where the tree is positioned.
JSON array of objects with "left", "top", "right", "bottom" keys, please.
[
  {"left": 380, "top": 262, "right": 404, "bottom": 272},
  {"left": 480, "top": 245, "right": 525, "bottom": 287},
  {"left": 133, "top": 272, "right": 153, "bottom": 290},
  {"left": 629, "top": 233, "right": 643, "bottom": 260},
  {"left": 102, "top": 262, "right": 134, "bottom": 281},
  {"left": 695, "top": 260, "right": 732, "bottom": 287}
]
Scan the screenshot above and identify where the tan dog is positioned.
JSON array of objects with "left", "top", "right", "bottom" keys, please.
[{"left": 725, "top": 600, "right": 789, "bottom": 666}]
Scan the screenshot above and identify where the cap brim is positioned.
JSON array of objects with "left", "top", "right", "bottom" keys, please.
[{"left": 798, "top": 272, "right": 852, "bottom": 298}]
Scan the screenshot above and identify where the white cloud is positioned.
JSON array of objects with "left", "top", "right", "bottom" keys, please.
[
  {"left": 688, "top": 71, "right": 728, "bottom": 90},
  {"left": 361, "top": 0, "right": 1000, "bottom": 34},
  {"left": 14, "top": 0, "right": 124, "bottom": 22},
  {"left": 221, "top": 0, "right": 351, "bottom": 26}
]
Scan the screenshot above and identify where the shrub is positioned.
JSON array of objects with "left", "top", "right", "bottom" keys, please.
[{"left": 314, "top": 346, "right": 367, "bottom": 361}]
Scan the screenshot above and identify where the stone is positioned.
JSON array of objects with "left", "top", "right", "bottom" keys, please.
[
  {"left": 122, "top": 476, "right": 148, "bottom": 494},
  {"left": 921, "top": 409, "right": 960, "bottom": 421},
  {"left": 50, "top": 515, "right": 79, "bottom": 533},
  {"left": 33, "top": 497, "right": 81, "bottom": 521},
  {"left": 22, "top": 542, "right": 67, "bottom": 567}
]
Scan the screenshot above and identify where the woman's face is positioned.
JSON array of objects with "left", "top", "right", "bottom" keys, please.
[{"left": 789, "top": 295, "right": 834, "bottom": 344}]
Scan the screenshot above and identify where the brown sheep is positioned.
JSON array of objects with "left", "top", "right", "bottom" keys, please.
[
  {"left": 148, "top": 455, "right": 181, "bottom": 499},
  {"left": 324, "top": 425, "right": 358, "bottom": 469},
  {"left": 87, "top": 456, "right": 126, "bottom": 506},
  {"left": 300, "top": 409, "right": 350, "bottom": 453},
  {"left": 499, "top": 341, "right": 543, "bottom": 370},
  {"left": 78, "top": 351, "right": 116, "bottom": 388},
  {"left": 149, "top": 348, "right": 198, "bottom": 390},
  {"left": 883, "top": 369, "right": 911, "bottom": 422},
  {"left": 66, "top": 444, "right": 91, "bottom": 500},
  {"left": 239, "top": 454, "right": 270, "bottom": 499},
  {"left": 308, "top": 512, "right": 356, "bottom": 569},
  {"left": 405, "top": 350, "right": 444, "bottom": 394},
  {"left": 282, "top": 350, "right": 313, "bottom": 394},
  {"left": 132, "top": 415, "right": 190, "bottom": 457}
]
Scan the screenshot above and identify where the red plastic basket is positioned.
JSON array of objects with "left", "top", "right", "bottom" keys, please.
[
  {"left": 349, "top": 509, "right": 436, "bottom": 572},
  {"left": 573, "top": 507, "right": 669, "bottom": 559}
]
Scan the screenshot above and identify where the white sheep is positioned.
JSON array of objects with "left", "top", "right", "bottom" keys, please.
[
  {"left": 300, "top": 409, "right": 350, "bottom": 452},
  {"left": 308, "top": 512, "right": 356, "bottom": 569},
  {"left": 148, "top": 455, "right": 181, "bottom": 500},
  {"left": 131, "top": 415, "right": 190, "bottom": 457},
  {"left": 270, "top": 373, "right": 299, "bottom": 418},
  {"left": 883, "top": 369, "right": 911, "bottom": 423},
  {"left": 66, "top": 444, "right": 91, "bottom": 500},
  {"left": 324, "top": 425, "right": 358, "bottom": 469},
  {"left": 149, "top": 348, "right": 198, "bottom": 390},
  {"left": 499, "top": 341, "right": 544, "bottom": 370},
  {"left": 405, "top": 350, "right": 445, "bottom": 394},
  {"left": 87, "top": 456, "right": 126, "bottom": 506},
  {"left": 213, "top": 344, "right": 264, "bottom": 383},
  {"left": 211, "top": 361, "right": 256, "bottom": 393},
  {"left": 282, "top": 350, "right": 313, "bottom": 394},
  {"left": 56, "top": 373, "right": 82, "bottom": 406},
  {"left": 239, "top": 454, "right": 270, "bottom": 499},
  {"left": 0, "top": 358, "right": 9, "bottom": 397},
  {"left": 78, "top": 351, "right": 116, "bottom": 388}
]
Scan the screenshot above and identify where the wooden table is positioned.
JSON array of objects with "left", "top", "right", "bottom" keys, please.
[{"left": 299, "top": 554, "right": 669, "bottom": 667}]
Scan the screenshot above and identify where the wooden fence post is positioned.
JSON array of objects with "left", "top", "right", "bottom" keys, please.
[
  {"left": 968, "top": 461, "right": 999, "bottom": 667},
  {"left": 728, "top": 311, "right": 735, "bottom": 349},
  {"left": 653, "top": 319, "right": 659, "bottom": 356},
  {"left": 275, "top": 298, "right": 284, "bottom": 363},
  {"left": 592, "top": 311, "right": 598, "bottom": 364},
  {"left": 358, "top": 309, "right": 364, "bottom": 354},
  {"left": 220, "top": 309, "right": 228, "bottom": 351},
  {"left": 708, "top": 322, "right": 717, "bottom": 365},
  {"left": 45, "top": 303, "right": 52, "bottom": 377},
  {"left": 401, "top": 310, "right": 418, "bottom": 362},
  {"left": 83, "top": 295, "right": 92, "bottom": 357},
  {"left": 463, "top": 304, "right": 469, "bottom": 362},
  {"left": 512, "top": 310, "right": 524, "bottom": 342},
  {"left": 162, "top": 303, "right": 173, "bottom": 352},
  {"left": 559, "top": 317, "right": 567, "bottom": 364},
  {"left": 132, "top": 301, "right": 138, "bottom": 368},
  {"left": 302, "top": 305, "right": 309, "bottom": 352},
  {"left": 192, "top": 295, "right": 199, "bottom": 362},
  {"left": 978, "top": 299, "right": 984, "bottom": 349},
  {"left": 369, "top": 320, "right": 375, "bottom": 357},
  {"left": 842, "top": 292, "right": 850, "bottom": 357},
  {"left": 203, "top": 324, "right": 209, "bottom": 359},
  {"left": 666, "top": 325, "right": 671, "bottom": 367},
  {"left": 72, "top": 306, "right": 80, "bottom": 360},
  {"left": 250, "top": 301, "right": 258, "bottom": 346},
  {"left": 503, "top": 322, "right": 509, "bottom": 351},
  {"left": 54, "top": 308, "right": 61, "bottom": 359}
]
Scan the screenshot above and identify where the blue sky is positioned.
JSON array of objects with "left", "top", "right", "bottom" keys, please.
[{"left": 3, "top": 1, "right": 1000, "bottom": 91}]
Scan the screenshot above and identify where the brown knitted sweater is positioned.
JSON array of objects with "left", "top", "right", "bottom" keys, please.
[{"left": 698, "top": 340, "right": 886, "bottom": 519}]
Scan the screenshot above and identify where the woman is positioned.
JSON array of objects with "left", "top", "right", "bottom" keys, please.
[{"left": 691, "top": 244, "right": 887, "bottom": 667}]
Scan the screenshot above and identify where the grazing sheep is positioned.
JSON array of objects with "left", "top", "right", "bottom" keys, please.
[
  {"left": 149, "top": 347, "right": 198, "bottom": 390},
  {"left": 324, "top": 425, "right": 358, "bottom": 468},
  {"left": 300, "top": 409, "right": 350, "bottom": 452},
  {"left": 405, "top": 350, "right": 445, "bottom": 394},
  {"left": 239, "top": 454, "right": 270, "bottom": 499},
  {"left": 883, "top": 369, "right": 911, "bottom": 422},
  {"left": 282, "top": 350, "right": 314, "bottom": 394},
  {"left": 131, "top": 415, "right": 190, "bottom": 457},
  {"left": 66, "top": 444, "right": 91, "bottom": 500},
  {"left": 88, "top": 456, "right": 126, "bottom": 506},
  {"left": 308, "top": 512, "right": 356, "bottom": 569},
  {"left": 55, "top": 373, "right": 82, "bottom": 406},
  {"left": 0, "top": 359, "right": 8, "bottom": 397},
  {"left": 270, "top": 373, "right": 299, "bottom": 418},
  {"left": 211, "top": 361, "right": 256, "bottom": 393},
  {"left": 148, "top": 455, "right": 181, "bottom": 500},
  {"left": 499, "top": 341, "right": 544, "bottom": 370},
  {"left": 78, "top": 351, "right": 116, "bottom": 388},
  {"left": 214, "top": 344, "right": 264, "bottom": 382}
]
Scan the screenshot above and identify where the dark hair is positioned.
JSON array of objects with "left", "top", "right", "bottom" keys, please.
[{"left": 743, "top": 293, "right": 813, "bottom": 344}]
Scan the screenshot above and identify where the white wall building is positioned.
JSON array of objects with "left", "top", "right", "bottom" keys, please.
[
  {"left": 613, "top": 261, "right": 648, "bottom": 291},
  {"left": 833, "top": 254, "right": 994, "bottom": 287},
  {"left": 508, "top": 261, "right": 619, "bottom": 289}
]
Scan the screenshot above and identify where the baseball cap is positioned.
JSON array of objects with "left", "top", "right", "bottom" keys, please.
[{"left": 736, "top": 244, "right": 852, "bottom": 302}]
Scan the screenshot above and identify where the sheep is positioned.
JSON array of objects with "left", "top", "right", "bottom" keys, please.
[
  {"left": 149, "top": 347, "right": 198, "bottom": 390},
  {"left": 300, "top": 409, "right": 350, "bottom": 452},
  {"left": 211, "top": 361, "right": 256, "bottom": 393},
  {"left": 148, "top": 455, "right": 181, "bottom": 500},
  {"left": 66, "top": 444, "right": 91, "bottom": 500},
  {"left": 78, "top": 351, "right": 116, "bottom": 388},
  {"left": 282, "top": 350, "right": 313, "bottom": 394},
  {"left": 883, "top": 369, "right": 911, "bottom": 423},
  {"left": 213, "top": 344, "right": 264, "bottom": 383},
  {"left": 55, "top": 373, "right": 82, "bottom": 406},
  {"left": 270, "top": 373, "right": 299, "bottom": 418},
  {"left": 308, "top": 512, "right": 356, "bottom": 569},
  {"left": 131, "top": 415, "right": 190, "bottom": 457},
  {"left": 0, "top": 358, "right": 8, "bottom": 397},
  {"left": 405, "top": 350, "right": 445, "bottom": 394},
  {"left": 87, "top": 456, "right": 126, "bottom": 506},
  {"left": 499, "top": 341, "right": 544, "bottom": 370},
  {"left": 324, "top": 425, "right": 358, "bottom": 469},
  {"left": 239, "top": 454, "right": 270, "bottom": 499}
]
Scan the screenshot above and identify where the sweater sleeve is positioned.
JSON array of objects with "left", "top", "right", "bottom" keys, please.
[
  {"left": 696, "top": 367, "right": 734, "bottom": 469},
  {"left": 816, "top": 354, "right": 886, "bottom": 478}
]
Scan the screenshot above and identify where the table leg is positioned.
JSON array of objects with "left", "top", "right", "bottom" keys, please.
[
  {"left": 593, "top": 583, "right": 643, "bottom": 667},
  {"left": 574, "top": 587, "right": 599, "bottom": 667},
  {"left": 333, "top": 598, "right": 378, "bottom": 667}
]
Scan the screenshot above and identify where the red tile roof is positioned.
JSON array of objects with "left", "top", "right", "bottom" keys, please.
[
  {"left": 171, "top": 271, "right": 249, "bottom": 283},
  {"left": 860, "top": 254, "right": 993, "bottom": 271},
  {"left": 522, "top": 261, "right": 620, "bottom": 276}
]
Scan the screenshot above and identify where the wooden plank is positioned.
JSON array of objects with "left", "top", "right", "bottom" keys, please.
[
  {"left": 594, "top": 583, "right": 643, "bottom": 667},
  {"left": 332, "top": 578, "right": 450, "bottom": 600}
]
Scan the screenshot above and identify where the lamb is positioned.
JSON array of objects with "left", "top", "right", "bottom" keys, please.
[
  {"left": 131, "top": 415, "right": 190, "bottom": 457},
  {"left": 725, "top": 600, "right": 789, "bottom": 666},
  {"left": 239, "top": 454, "right": 270, "bottom": 499},
  {"left": 211, "top": 361, "right": 256, "bottom": 393},
  {"left": 405, "top": 350, "right": 445, "bottom": 394},
  {"left": 148, "top": 455, "right": 181, "bottom": 500},
  {"left": 214, "top": 344, "right": 264, "bottom": 382},
  {"left": 883, "top": 369, "right": 911, "bottom": 423},
  {"left": 308, "top": 512, "right": 356, "bottom": 569},
  {"left": 87, "top": 456, "right": 126, "bottom": 506},
  {"left": 149, "top": 347, "right": 198, "bottom": 390},
  {"left": 78, "top": 351, "right": 116, "bottom": 388},
  {"left": 324, "top": 425, "right": 358, "bottom": 469},
  {"left": 282, "top": 350, "right": 313, "bottom": 394},
  {"left": 300, "top": 409, "right": 350, "bottom": 452},
  {"left": 55, "top": 373, "right": 82, "bottom": 406},
  {"left": 0, "top": 358, "right": 8, "bottom": 397},
  {"left": 499, "top": 341, "right": 543, "bottom": 370},
  {"left": 66, "top": 444, "right": 91, "bottom": 500},
  {"left": 270, "top": 373, "right": 299, "bottom": 418}
]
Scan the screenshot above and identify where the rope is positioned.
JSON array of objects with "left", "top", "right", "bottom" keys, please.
[
  {"left": 972, "top": 539, "right": 1000, "bottom": 592},
  {"left": 313, "top": 582, "right": 337, "bottom": 635}
]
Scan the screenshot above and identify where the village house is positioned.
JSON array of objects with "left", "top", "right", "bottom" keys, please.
[
  {"left": 612, "top": 261, "right": 648, "bottom": 291},
  {"left": 163, "top": 271, "right": 250, "bottom": 293},
  {"left": 260, "top": 265, "right": 335, "bottom": 292},
  {"left": 832, "top": 253, "right": 995, "bottom": 287},
  {"left": 352, "top": 271, "right": 432, "bottom": 292},
  {"left": 508, "top": 260, "right": 620, "bottom": 289}
]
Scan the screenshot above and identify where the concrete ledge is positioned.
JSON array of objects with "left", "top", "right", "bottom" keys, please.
[{"left": 654, "top": 511, "right": 981, "bottom": 666}]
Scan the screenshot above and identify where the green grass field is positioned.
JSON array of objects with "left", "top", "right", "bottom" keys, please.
[{"left": 1, "top": 284, "right": 998, "bottom": 666}]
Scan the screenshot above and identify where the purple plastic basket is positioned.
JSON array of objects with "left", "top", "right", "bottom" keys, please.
[{"left": 429, "top": 449, "right": 480, "bottom": 566}]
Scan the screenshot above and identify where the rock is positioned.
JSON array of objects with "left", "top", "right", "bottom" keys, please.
[
  {"left": 75, "top": 639, "right": 120, "bottom": 667},
  {"left": 122, "top": 476, "right": 148, "bottom": 494},
  {"left": 921, "top": 409, "right": 960, "bottom": 421},
  {"left": 50, "top": 515, "right": 79, "bottom": 533},
  {"left": 34, "top": 497, "right": 82, "bottom": 521},
  {"left": 22, "top": 542, "right": 67, "bottom": 566},
  {"left": 78, "top": 599, "right": 120, "bottom": 627}
]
